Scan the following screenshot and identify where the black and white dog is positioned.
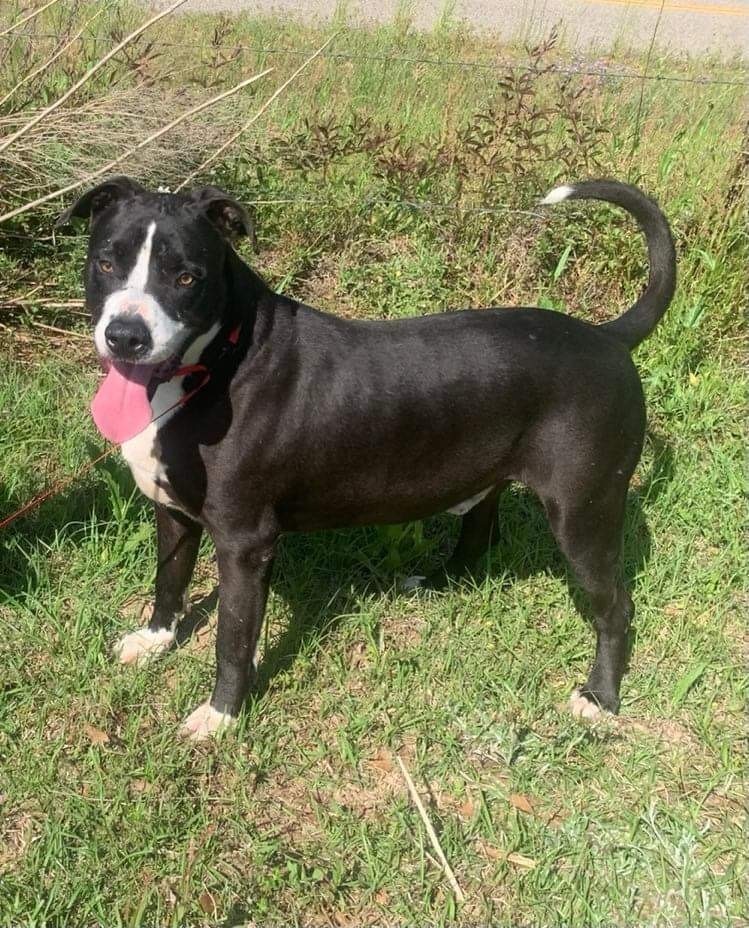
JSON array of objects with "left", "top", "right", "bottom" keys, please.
[{"left": 59, "top": 177, "right": 675, "bottom": 740}]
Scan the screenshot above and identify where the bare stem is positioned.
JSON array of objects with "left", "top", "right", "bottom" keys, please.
[
  {"left": 0, "top": 0, "right": 63, "bottom": 40},
  {"left": 396, "top": 755, "right": 466, "bottom": 904},
  {"left": 176, "top": 32, "right": 339, "bottom": 192},
  {"left": 0, "top": 68, "right": 274, "bottom": 225},
  {"left": 0, "top": 0, "right": 189, "bottom": 155}
]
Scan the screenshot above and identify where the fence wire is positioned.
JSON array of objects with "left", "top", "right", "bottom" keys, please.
[
  {"left": 3, "top": 29, "right": 748, "bottom": 87},
  {"left": 233, "top": 196, "right": 548, "bottom": 218}
]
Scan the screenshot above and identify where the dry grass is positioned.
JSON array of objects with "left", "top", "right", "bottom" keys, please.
[
  {"left": 0, "top": 1, "right": 272, "bottom": 222},
  {"left": 0, "top": 86, "right": 244, "bottom": 202},
  {"left": 0, "top": 3, "right": 746, "bottom": 926}
]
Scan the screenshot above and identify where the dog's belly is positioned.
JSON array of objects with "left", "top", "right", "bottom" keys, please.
[
  {"left": 278, "top": 476, "right": 502, "bottom": 532},
  {"left": 447, "top": 487, "right": 493, "bottom": 515}
]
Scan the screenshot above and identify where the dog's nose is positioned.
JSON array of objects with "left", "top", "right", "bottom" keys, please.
[{"left": 104, "top": 317, "right": 152, "bottom": 360}]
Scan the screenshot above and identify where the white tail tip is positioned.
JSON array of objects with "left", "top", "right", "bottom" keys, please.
[{"left": 540, "top": 184, "right": 575, "bottom": 206}]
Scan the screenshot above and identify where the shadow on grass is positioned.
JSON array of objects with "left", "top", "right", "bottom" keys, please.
[
  {"left": 1, "top": 431, "right": 674, "bottom": 703},
  {"left": 258, "top": 430, "right": 674, "bottom": 699},
  {"left": 0, "top": 444, "right": 151, "bottom": 600},
  {"left": 257, "top": 434, "right": 674, "bottom": 696}
]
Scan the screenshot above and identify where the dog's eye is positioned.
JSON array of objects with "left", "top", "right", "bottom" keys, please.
[
  {"left": 176, "top": 272, "right": 195, "bottom": 288},
  {"left": 98, "top": 259, "right": 113, "bottom": 273}
]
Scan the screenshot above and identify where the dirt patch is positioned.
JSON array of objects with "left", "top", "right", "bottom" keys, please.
[{"left": 0, "top": 804, "right": 38, "bottom": 874}]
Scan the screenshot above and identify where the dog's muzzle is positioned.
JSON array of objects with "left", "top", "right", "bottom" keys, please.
[{"left": 104, "top": 316, "right": 153, "bottom": 361}]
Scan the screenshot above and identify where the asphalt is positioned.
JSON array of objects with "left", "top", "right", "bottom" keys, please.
[{"left": 164, "top": 0, "right": 749, "bottom": 58}]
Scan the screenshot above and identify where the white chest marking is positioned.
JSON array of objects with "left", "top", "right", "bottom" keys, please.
[
  {"left": 121, "top": 380, "right": 185, "bottom": 511},
  {"left": 120, "top": 323, "right": 221, "bottom": 514},
  {"left": 447, "top": 487, "right": 493, "bottom": 516}
]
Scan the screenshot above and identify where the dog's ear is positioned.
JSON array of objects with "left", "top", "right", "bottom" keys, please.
[
  {"left": 189, "top": 186, "right": 256, "bottom": 247},
  {"left": 56, "top": 176, "right": 144, "bottom": 228}
]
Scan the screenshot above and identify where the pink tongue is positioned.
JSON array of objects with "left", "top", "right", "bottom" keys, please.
[{"left": 91, "top": 362, "right": 155, "bottom": 444}]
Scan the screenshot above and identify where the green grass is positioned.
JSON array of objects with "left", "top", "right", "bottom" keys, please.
[{"left": 0, "top": 5, "right": 747, "bottom": 926}]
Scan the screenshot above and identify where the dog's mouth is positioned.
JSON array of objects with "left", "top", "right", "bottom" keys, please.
[
  {"left": 97, "top": 353, "right": 180, "bottom": 378},
  {"left": 91, "top": 355, "right": 180, "bottom": 445}
]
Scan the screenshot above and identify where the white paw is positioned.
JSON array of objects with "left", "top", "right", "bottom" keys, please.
[
  {"left": 402, "top": 575, "right": 427, "bottom": 592},
  {"left": 179, "top": 701, "right": 236, "bottom": 741},
  {"left": 114, "top": 627, "right": 175, "bottom": 666},
  {"left": 569, "top": 688, "right": 606, "bottom": 721}
]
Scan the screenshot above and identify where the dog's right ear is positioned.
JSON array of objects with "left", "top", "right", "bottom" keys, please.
[{"left": 56, "top": 176, "right": 145, "bottom": 228}]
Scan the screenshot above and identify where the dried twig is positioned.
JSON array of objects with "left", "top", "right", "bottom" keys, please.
[
  {"left": 0, "top": 0, "right": 188, "bottom": 155},
  {"left": 0, "top": 300, "right": 86, "bottom": 312},
  {"left": 0, "top": 0, "right": 63, "bottom": 40},
  {"left": 41, "top": 300, "right": 86, "bottom": 309},
  {"left": 0, "top": 68, "right": 273, "bottom": 225},
  {"left": 0, "top": 8, "right": 105, "bottom": 110},
  {"left": 176, "top": 32, "right": 339, "bottom": 192},
  {"left": 396, "top": 755, "right": 466, "bottom": 904},
  {"left": 629, "top": 0, "right": 666, "bottom": 174},
  {"left": 29, "top": 321, "right": 88, "bottom": 340}
]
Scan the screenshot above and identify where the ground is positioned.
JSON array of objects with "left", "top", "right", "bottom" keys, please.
[
  {"left": 160, "top": 0, "right": 749, "bottom": 57},
  {"left": 0, "top": 3, "right": 746, "bottom": 925}
]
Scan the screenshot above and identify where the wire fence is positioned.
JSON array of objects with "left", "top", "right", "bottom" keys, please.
[
  {"left": 246, "top": 196, "right": 546, "bottom": 215},
  {"left": 0, "top": 198, "right": 550, "bottom": 245},
  {"left": 3, "top": 28, "right": 748, "bottom": 87},
  {"left": 0, "top": 3, "right": 745, "bottom": 229}
]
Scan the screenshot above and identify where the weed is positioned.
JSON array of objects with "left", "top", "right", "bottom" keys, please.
[{"left": 0, "top": 3, "right": 746, "bottom": 925}]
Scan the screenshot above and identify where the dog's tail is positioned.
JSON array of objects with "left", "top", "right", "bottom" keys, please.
[{"left": 540, "top": 179, "right": 676, "bottom": 350}]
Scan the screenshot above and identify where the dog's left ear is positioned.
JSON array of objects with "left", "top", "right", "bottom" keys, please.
[
  {"left": 189, "top": 186, "right": 256, "bottom": 247},
  {"left": 56, "top": 176, "right": 145, "bottom": 228}
]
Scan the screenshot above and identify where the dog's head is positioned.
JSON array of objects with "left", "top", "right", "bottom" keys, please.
[{"left": 59, "top": 176, "right": 253, "bottom": 366}]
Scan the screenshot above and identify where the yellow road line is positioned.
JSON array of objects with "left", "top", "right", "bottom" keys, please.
[{"left": 587, "top": 0, "right": 749, "bottom": 16}]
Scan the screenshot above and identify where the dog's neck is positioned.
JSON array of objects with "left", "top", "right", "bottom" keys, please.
[{"left": 225, "top": 247, "right": 267, "bottom": 320}]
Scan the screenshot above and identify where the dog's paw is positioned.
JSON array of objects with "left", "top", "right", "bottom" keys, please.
[
  {"left": 114, "top": 627, "right": 175, "bottom": 666},
  {"left": 401, "top": 574, "right": 427, "bottom": 592},
  {"left": 569, "top": 688, "right": 608, "bottom": 721},
  {"left": 179, "top": 702, "right": 236, "bottom": 741}
]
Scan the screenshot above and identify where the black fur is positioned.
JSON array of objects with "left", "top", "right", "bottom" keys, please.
[{"left": 62, "top": 178, "right": 676, "bottom": 723}]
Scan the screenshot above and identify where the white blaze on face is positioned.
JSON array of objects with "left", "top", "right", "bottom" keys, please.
[
  {"left": 128, "top": 219, "right": 155, "bottom": 290},
  {"left": 94, "top": 220, "right": 185, "bottom": 363}
]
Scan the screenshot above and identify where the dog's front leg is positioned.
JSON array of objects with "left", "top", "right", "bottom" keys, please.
[
  {"left": 115, "top": 504, "right": 202, "bottom": 665},
  {"left": 180, "top": 529, "right": 276, "bottom": 741}
]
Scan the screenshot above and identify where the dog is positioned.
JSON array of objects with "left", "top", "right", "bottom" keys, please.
[{"left": 58, "top": 177, "right": 675, "bottom": 740}]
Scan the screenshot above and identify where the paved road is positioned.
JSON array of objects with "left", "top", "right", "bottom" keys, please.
[{"left": 166, "top": 0, "right": 749, "bottom": 58}]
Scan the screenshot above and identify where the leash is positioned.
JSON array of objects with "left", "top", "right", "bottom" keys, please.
[
  {"left": 169, "top": 321, "right": 241, "bottom": 403},
  {"left": 0, "top": 446, "right": 118, "bottom": 532},
  {"left": 0, "top": 323, "right": 242, "bottom": 533}
]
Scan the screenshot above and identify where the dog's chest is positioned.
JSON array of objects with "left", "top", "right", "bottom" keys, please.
[{"left": 120, "top": 379, "right": 186, "bottom": 513}]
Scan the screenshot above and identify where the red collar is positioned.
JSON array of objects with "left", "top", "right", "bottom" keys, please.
[{"left": 169, "top": 322, "right": 242, "bottom": 407}]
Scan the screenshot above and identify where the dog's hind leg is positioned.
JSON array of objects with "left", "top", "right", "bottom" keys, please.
[
  {"left": 115, "top": 504, "right": 202, "bottom": 665},
  {"left": 447, "top": 481, "right": 508, "bottom": 573},
  {"left": 543, "top": 481, "right": 633, "bottom": 717},
  {"left": 419, "top": 481, "right": 508, "bottom": 589}
]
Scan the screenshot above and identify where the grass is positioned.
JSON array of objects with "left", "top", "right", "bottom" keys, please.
[{"left": 0, "top": 3, "right": 747, "bottom": 926}]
